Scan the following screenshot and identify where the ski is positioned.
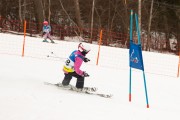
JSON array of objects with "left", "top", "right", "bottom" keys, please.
[
  {"left": 44, "top": 82, "right": 112, "bottom": 98},
  {"left": 42, "top": 40, "right": 57, "bottom": 44}
]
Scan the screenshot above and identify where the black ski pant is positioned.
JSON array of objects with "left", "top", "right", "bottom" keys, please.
[{"left": 62, "top": 72, "right": 84, "bottom": 88}]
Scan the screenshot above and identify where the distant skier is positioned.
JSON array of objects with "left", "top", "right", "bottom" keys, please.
[
  {"left": 60, "top": 43, "right": 91, "bottom": 90},
  {"left": 42, "top": 21, "right": 55, "bottom": 43}
]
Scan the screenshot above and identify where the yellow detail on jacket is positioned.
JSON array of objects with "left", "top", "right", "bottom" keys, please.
[{"left": 63, "top": 66, "right": 74, "bottom": 73}]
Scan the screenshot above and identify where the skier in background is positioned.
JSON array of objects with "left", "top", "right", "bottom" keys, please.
[
  {"left": 42, "top": 21, "right": 55, "bottom": 43},
  {"left": 60, "top": 43, "right": 91, "bottom": 90}
]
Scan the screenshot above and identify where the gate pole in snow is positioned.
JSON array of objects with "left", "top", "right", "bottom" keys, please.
[
  {"left": 177, "top": 51, "right": 180, "bottom": 77},
  {"left": 22, "top": 20, "right": 27, "bottom": 57},
  {"left": 135, "top": 13, "right": 149, "bottom": 108},
  {"left": 129, "top": 10, "right": 133, "bottom": 102},
  {"left": 96, "top": 29, "right": 103, "bottom": 65},
  {"left": 129, "top": 10, "right": 149, "bottom": 108}
]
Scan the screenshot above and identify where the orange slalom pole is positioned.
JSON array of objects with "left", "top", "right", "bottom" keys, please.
[
  {"left": 177, "top": 51, "right": 180, "bottom": 77},
  {"left": 96, "top": 29, "right": 103, "bottom": 65},
  {"left": 22, "top": 20, "right": 27, "bottom": 57}
]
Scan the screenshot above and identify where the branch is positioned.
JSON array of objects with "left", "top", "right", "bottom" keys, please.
[{"left": 58, "top": 0, "right": 80, "bottom": 36}]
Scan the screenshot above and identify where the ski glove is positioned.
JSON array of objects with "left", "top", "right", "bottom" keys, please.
[
  {"left": 83, "top": 58, "right": 90, "bottom": 62},
  {"left": 82, "top": 71, "right": 89, "bottom": 77}
]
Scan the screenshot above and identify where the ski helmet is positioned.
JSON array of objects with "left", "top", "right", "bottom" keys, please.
[
  {"left": 43, "top": 21, "right": 48, "bottom": 25},
  {"left": 78, "top": 43, "right": 91, "bottom": 54}
]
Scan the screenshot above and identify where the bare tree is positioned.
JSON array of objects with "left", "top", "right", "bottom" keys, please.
[
  {"left": 138, "top": 0, "right": 142, "bottom": 31},
  {"left": 48, "top": 0, "right": 51, "bottom": 24},
  {"left": 175, "top": 9, "right": 180, "bottom": 54},
  {"left": 58, "top": 0, "right": 82, "bottom": 37},
  {"left": 90, "top": 0, "right": 95, "bottom": 43},
  {"left": 146, "top": 0, "right": 154, "bottom": 51},
  {"left": 58, "top": 0, "right": 77, "bottom": 26},
  {"left": 19, "top": 0, "right": 23, "bottom": 22},
  {"left": 33, "top": 0, "right": 44, "bottom": 29},
  {"left": 163, "top": 7, "right": 171, "bottom": 52},
  {"left": 73, "top": 0, "right": 83, "bottom": 28},
  {"left": 21, "top": 0, "right": 27, "bottom": 20}
]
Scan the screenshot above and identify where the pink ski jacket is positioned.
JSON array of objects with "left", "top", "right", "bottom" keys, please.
[{"left": 63, "top": 50, "right": 84, "bottom": 76}]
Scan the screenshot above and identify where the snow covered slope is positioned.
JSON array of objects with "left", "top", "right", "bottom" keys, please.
[{"left": 0, "top": 33, "right": 180, "bottom": 120}]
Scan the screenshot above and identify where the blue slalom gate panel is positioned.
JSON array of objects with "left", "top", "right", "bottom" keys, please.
[{"left": 129, "top": 41, "right": 144, "bottom": 71}]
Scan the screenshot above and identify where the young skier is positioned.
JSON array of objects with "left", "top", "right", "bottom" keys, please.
[
  {"left": 60, "top": 43, "right": 91, "bottom": 90},
  {"left": 42, "top": 21, "right": 55, "bottom": 43}
]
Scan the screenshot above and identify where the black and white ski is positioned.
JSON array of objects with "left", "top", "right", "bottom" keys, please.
[
  {"left": 44, "top": 82, "right": 112, "bottom": 98},
  {"left": 42, "top": 40, "right": 57, "bottom": 44}
]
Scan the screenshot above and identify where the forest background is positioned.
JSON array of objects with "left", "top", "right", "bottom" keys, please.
[{"left": 0, "top": 0, "right": 179, "bottom": 55}]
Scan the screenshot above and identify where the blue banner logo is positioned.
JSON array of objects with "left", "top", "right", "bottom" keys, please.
[{"left": 129, "top": 42, "right": 144, "bottom": 71}]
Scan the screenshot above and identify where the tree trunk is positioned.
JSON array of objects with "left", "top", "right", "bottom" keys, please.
[
  {"left": 122, "top": 1, "right": 129, "bottom": 48},
  {"left": 33, "top": 0, "right": 44, "bottom": 30},
  {"left": 175, "top": 9, "right": 180, "bottom": 55},
  {"left": 164, "top": 15, "right": 171, "bottom": 52},
  {"left": 0, "top": 0, "right": 1, "bottom": 16},
  {"left": 73, "top": 0, "right": 83, "bottom": 28},
  {"left": 23, "top": 0, "right": 26, "bottom": 20},
  {"left": 90, "top": 0, "right": 95, "bottom": 43},
  {"left": 177, "top": 21, "right": 180, "bottom": 55},
  {"left": 146, "top": 0, "right": 154, "bottom": 51},
  {"left": 19, "top": 0, "right": 22, "bottom": 23},
  {"left": 138, "top": 0, "right": 141, "bottom": 31},
  {"left": 48, "top": 0, "right": 51, "bottom": 24}
]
